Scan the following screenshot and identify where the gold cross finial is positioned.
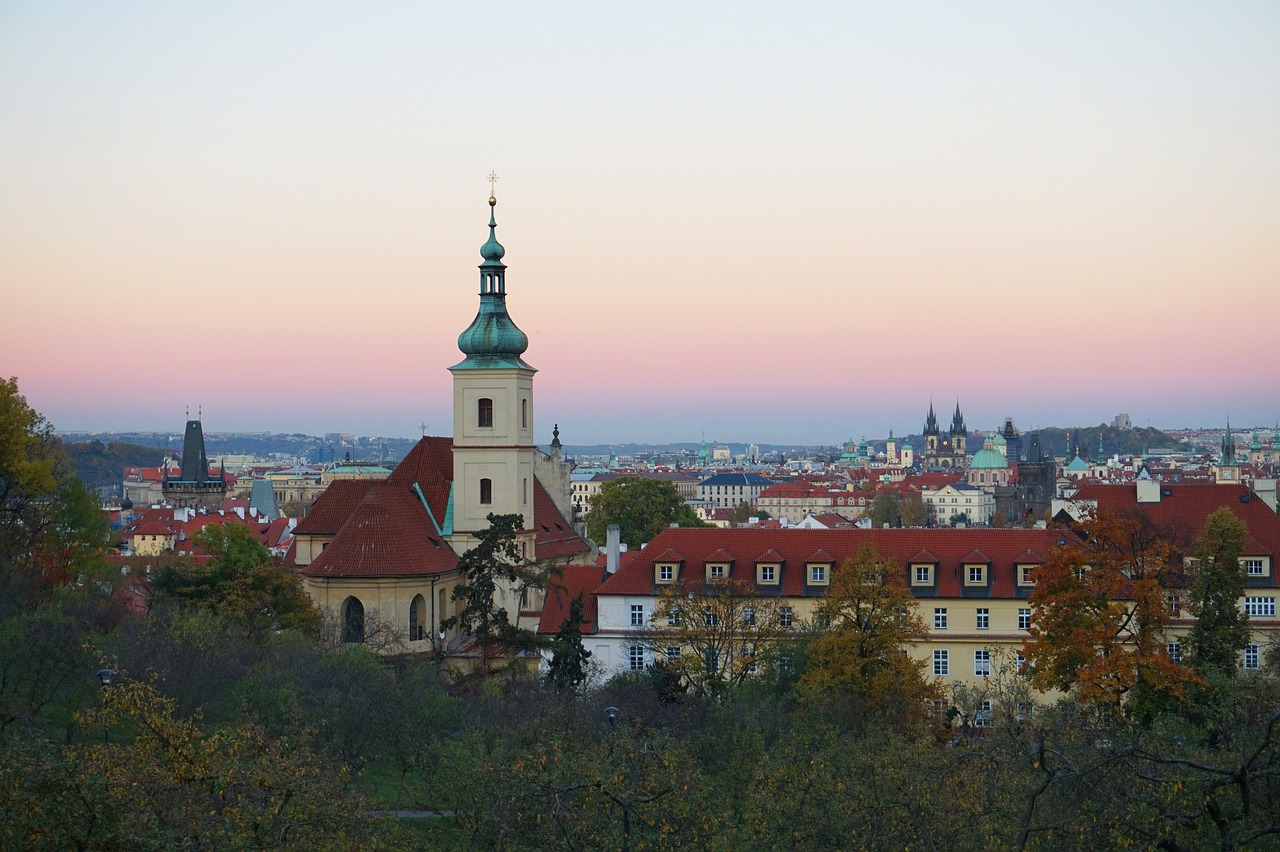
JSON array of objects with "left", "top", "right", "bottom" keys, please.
[{"left": 487, "top": 171, "right": 499, "bottom": 196}]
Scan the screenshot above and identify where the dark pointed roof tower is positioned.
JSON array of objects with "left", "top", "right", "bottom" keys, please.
[
  {"left": 924, "top": 401, "right": 939, "bottom": 436},
  {"left": 950, "top": 400, "right": 966, "bottom": 437},
  {"left": 1221, "top": 418, "right": 1237, "bottom": 466}
]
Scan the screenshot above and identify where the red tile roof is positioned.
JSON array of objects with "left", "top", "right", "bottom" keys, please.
[
  {"left": 532, "top": 479, "right": 591, "bottom": 561},
  {"left": 386, "top": 436, "right": 454, "bottom": 525},
  {"left": 294, "top": 480, "right": 379, "bottom": 535},
  {"left": 537, "top": 564, "right": 606, "bottom": 634},
  {"left": 1070, "top": 482, "right": 1280, "bottom": 571},
  {"left": 301, "top": 485, "right": 458, "bottom": 578},
  {"left": 594, "top": 527, "right": 1063, "bottom": 598}
]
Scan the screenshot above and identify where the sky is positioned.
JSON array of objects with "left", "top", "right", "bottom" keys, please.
[{"left": 2, "top": 2, "right": 1277, "bottom": 446}]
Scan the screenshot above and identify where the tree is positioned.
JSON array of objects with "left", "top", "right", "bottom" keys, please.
[
  {"left": 865, "top": 491, "right": 901, "bottom": 528},
  {"left": 152, "top": 522, "right": 318, "bottom": 634},
  {"left": 442, "top": 513, "right": 546, "bottom": 676},
  {"left": 799, "top": 544, "right": 944, "bottom": 733},
  {"left": 647, "top": 579, "right": 789, "bottom": 700},
  {"left": 0, "top": 378, "right": 110, "bottom": 614},
  {"left": 0, "top": 673, "right": 387, "bottom": 849},
  {"left": 1185, "top": 508, "right": 1251, "bottom": 678},
  {"left": 585, "top": 476, "right": 707, "bottom": 549},
  {"left": 545, "top": 593, "right": 592, "bottom": 692},
  {"left": 727, "top": 500, "right": 755, "bottom": 527},
  {"left": 899, "top": 493, "right": 928, "bottom": 527},
  {"left": 1025, "top": 510, "right": 1197, "bottom": 709}
]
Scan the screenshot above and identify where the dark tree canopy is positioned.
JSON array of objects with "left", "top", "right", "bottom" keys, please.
[
  {"left": 152, "top": 522, "right": 318, "bottom": 634},
  {"left": 443, "top": 513, "right": 546, "bottom": 674},
  {"left": 585, "top": 476, "right": 707, "bottom": 548},
  {"left": 1186, "top": 507, "right": 1251, "bottom": 677},
  {"left": 545, "top": 593, "right": 592, "bottom": 692}
]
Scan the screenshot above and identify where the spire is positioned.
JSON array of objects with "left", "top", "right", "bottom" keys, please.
[
  {"left": 452, "top": 178, "right": 534, "bottom": 371},
  {"left": 1221, "top": 418, "right": 1237, "bottom": 466},
  {"left": 950, "top": 400, "right": 966, "bottom": 435},
  {"left": 924, "top": 400, "right": 938, "bottom": 436},
  {"left": 550, "top": 423, "right": 561, "bottom": 449}
]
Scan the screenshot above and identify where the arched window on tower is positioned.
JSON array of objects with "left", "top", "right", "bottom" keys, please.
[
  {"left": 480, "top": 478, "right": 493, "bottom": 505},
  {"left": 521, "top": 398, "right": 528, "bottom": 429},
  {"left": 478, "top": 398, "right": 493, "bottom": 428}
]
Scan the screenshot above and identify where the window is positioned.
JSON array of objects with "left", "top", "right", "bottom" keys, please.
[
  {"left": 934, "top": 608, "right": 948, "bottom": 629},
  {"left": 342, "top": 596, "right": 364, "bottom": 644},
  {"left": 521, "top": 398, "right": 527, "bottom": 429},
  {"left": 933, "top": 649, "right": 949, "bottom": 676},
  {"left": 707, "top": 563, "right": 727, "bottom": 582},
  {"left": 667, "top": 606, "right": 680, "bottom": 627},
  {"left": 704, "top": 608, "right": 718, "bottom": 627},
  {"left": 966, "top": 565, "right": 986, "bottom": 586},
  {"left": 658, "top": 564, "right": 674, "bottom": 582},
  {"left": 743, "top": 607, "right": 756, "bottom": 626},
  {"left": 1016, "top": 651, "right": 1027, "bottom": 672},
  {"left": 409, "top": 594, "right": 426, "bottom": 642},
  {"left": 1166, "top": 594, "right": 1182, "bottom": 616},
  {"left": 758, "top": 564, "right": 777, "bottom": 584},
  {"left": 1018, "top": 608, "right": 1031, "bottom": 630},
  {"left": 913, "top": 565, "right": 933, "bottom": 585},
  {"left": 1244, "top": 558, "right": 1265, "bottom": 576},
  {"left": 630, "top": 604, "right": 645, "bottom": 627},
  {"left": 628, "top": 645, "right": 645, "bottom": 671},
  {"left": 666, "top": 646, "right": 681, "bottom": 660},
  {"left": 1016, "top": 701, "right": 1034, "bottom": 721},
  {"left": 780, "top": 606, "right": 793, "bottom": 628},
  {"left": 1018, "top": 565, "right": 1036, "bottom": 586},
  {"left": 975, "top": 699, "right": 992, "bottom": 728},
  {"left": 1245, "top": 597, "right": 1276, "bottom": 617},
  {"left": 976, "top": 608, "right": 989, "bottom": 630},
  {"left": 809, "top": 564, "right": 828, "bottom": 584},
  {"left": 974, "top": 649, "right": 991, "bottom": 677},
  {"left": 1167, "top": 642, "right": 1182, "bottom": 661},
  {"left": 1245, "top": 644, "right": 1259, "bottom": 670},
  {"left": 479, "top": 478, "right": 492, "bottom": 505},
  {"left": 477, "top": 397, "right": 493, "bottom": 428}
]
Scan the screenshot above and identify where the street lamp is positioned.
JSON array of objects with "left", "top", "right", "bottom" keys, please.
[
  {"left": 96, "top": 668, "right": 115, "bottom": 745},
  {"left": 605, "top": 706, "right": 619, "bottom": 727}
]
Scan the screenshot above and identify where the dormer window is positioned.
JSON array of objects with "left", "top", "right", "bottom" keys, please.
[
  {"left": 478, "top": 397, "right": 493, "bottom": 428},
  {"left": 912, "top": 564, "right": 934, "bottom": 586},
  {"left": 757, "top": 563, "right": 779, "bottom": 585},
  {"left": 656, "top": 563, "right": 678, "bottom": 584},
  {"left": 965, "top": 564, "right": 987, "bottom": 586},
  {"left": 808, "top": 563, "right": 829, "bottom": 585},
  {"left": 1017, "top": 565, "right": 1036, "bottom": 587},
  {"left": 706, "top": 563, "right": 728, "bottom": 583}
]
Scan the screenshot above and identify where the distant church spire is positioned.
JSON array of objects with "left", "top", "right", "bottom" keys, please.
[
  {"left": 1221, "top": 418, "right": 1237, "bottom": 466},
  {"left": 453, "top": 178, "right": 534, "bottom": 371}
]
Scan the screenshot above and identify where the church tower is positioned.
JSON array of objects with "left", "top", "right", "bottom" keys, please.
[
  {"left": 1215, "top": 418, "right": 1240, "bottom": 484},
  {"left": 449, "top": 185, "right": 537, "bottom": 554}
]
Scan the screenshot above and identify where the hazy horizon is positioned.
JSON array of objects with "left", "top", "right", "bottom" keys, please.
[{"left": 5, "top": 3, "right": 1277, "bottom": 445}]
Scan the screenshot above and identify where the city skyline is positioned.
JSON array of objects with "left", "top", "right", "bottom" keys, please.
[{"left": 3, "top": 3, "right": 1277, "bottom": 445}]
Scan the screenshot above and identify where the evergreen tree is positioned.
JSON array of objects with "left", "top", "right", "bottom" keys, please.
[
  {"left": 1185, "top": 507, "right": 1251, "bottom": 677},
  {"left": 443, "top": 513, "right": 546, "bottom": 675},
  {"left": 545, "top": 593, "right": 592, "bottom": 691}
]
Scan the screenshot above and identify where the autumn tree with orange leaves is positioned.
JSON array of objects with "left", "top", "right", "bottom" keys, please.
[
  {"left": 800, "top": 543, "right": 944, "bottom": 733},
  {"left": 1024, "top": 510, "right": 1198, "bottom": 710}
]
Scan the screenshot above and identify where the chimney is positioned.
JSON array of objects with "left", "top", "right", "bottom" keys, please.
[
  {"left": 1136, "top": 480, "right": 1161, "bottom": 504},
  {"left": 606, "top": 524, "right": 620, "bottom": 574}
]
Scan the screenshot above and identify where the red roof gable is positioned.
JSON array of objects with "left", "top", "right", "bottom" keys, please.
[
  {"left": 301, "top": 485, "right": 458, "bottom": 578},
  {"left": 537, "top": 565, "right": 606, "bottom": 634},
  {"left": 532, "top": 479, "right": 590, "bottom": 561},
  {"left": 386, "top": 436, "right": 454, "bottom": 525},
  {"left": 295, "top": 480, "right": 380, "bottom": 536}
]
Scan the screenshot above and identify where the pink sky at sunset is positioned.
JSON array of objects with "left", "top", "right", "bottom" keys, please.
[{"left": 2, "top": 2, "right": 1277, "bottom": 446}]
